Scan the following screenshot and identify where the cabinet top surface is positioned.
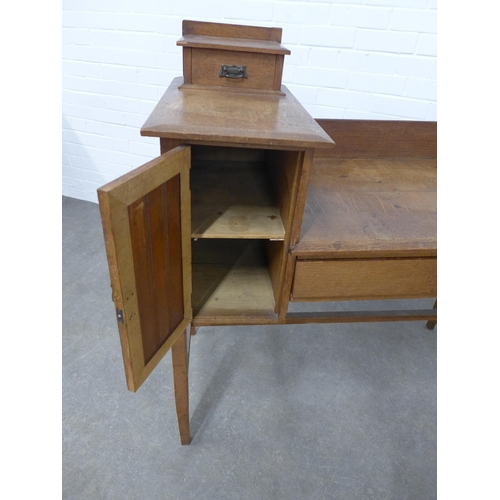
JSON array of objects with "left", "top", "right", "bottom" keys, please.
[
  {"left": 295, "top": 157, "right": 437, "bottom": 259},
  {"left": 140, "top": 77, "right": 335, "bottom": 149}
]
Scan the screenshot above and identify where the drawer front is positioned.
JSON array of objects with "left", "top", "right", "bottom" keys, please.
[
  {"left": 191, "top": 48, "right": 278, "bottom": 91},
  {"left": 291, "top": 258, "right": 437, "bottom": 301}
]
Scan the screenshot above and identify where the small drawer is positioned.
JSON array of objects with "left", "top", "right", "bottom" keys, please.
[
  {"left": 291, "top": 258, "right": 437, "bottom": 302},
  {"left": 191, "top": 48, "right": 280, "bottom": 92},
  {"left": 177, "top": 20, "right": 290, "bottom": 94}
]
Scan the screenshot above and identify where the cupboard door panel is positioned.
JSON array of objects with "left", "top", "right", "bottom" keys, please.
[{"left": 98, "top": 146, "right": 192, "bottom": 392}]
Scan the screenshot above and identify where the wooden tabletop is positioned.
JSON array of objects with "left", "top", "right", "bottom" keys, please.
[
  {"left": 140, "top": 77, "right": 335, "bottom": 149},
  {"left": 294, "top": 157, "right": 437, "bottom": 259}
]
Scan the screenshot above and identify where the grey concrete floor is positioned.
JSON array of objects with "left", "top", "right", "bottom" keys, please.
[{"left": 62, "top": 196, "right": 436, "bottom": 500}]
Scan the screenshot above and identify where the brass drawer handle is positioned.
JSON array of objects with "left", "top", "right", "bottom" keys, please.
[{"left": 219, "top": 64, "right": 248, "bottom": 79}]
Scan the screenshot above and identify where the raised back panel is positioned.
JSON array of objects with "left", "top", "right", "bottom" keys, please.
[
  {"left": 314, "top": 119, "right": 437, "bottom": 159},
  {"left": 182, "top": 20, "right": 282, "bottom": 42}
]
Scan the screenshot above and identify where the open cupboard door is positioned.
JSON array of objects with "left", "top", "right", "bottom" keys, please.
[{"left": 97, "top": 146, "right": 192, "bottom": 392}]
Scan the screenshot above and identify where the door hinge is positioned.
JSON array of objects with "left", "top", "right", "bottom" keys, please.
[{"left": 116, "top": 308, "right": 124, "bottom": 324}]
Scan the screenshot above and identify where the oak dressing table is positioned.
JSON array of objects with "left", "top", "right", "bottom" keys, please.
[{"left": 97, "top": 20, "right": 437, "bottom": 445}]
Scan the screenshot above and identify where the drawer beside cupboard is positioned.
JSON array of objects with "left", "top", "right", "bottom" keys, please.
[{"left": 291, "top": 257, "right": 437, "bottom": 302}]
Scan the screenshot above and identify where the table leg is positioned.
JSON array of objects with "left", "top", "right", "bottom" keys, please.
[
  {"left": 172, "top": 328, "right": 190, "bottom": 445},
  {"left": 426, "top": 300, "right": 437, "bottom": 330}
]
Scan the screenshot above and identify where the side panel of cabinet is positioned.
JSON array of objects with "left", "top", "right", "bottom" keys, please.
[
  {"left": 98, "top": 146, "right": 192, "bottom": 392},
  {"left": 265, "top": 148, "right": 315, "bottom": 319}
]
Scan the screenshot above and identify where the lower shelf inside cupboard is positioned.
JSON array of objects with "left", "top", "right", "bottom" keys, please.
[{"left": 191, "top": 239, "right": 278, "bottom": 320}]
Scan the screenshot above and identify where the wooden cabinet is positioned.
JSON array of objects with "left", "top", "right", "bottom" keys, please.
[
  {"left": 97, "top": 20, "right": 437, "bottom": 445},
  {"left": 177, "top": 20, "right": 290, "bottom": 94},
  {"left": 183, "top": 144, "right": 307, "bottom": 324}
]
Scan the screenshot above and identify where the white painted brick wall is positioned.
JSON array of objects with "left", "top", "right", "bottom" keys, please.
[{"left": 62, "top": 0, "right": 437, "bottom": 202}]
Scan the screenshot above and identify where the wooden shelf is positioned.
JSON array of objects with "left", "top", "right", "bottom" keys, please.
[
  {"left": 190, "top": 160, "right": 285, "bottom": 239},
  {"left": 192, "top": 264, "right": 276, "bottom": 317},
  {"left": 192, "top": 239, "right": 277, "bottom": 319},
  {"left": 177, "top": 34, "right": 291, "bottom": 55},
  {"left": 192, "top": 204, "right": 284, "bottom": 239}
]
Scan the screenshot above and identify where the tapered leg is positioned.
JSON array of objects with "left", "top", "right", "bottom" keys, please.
[
  {"left": 426, "top": 300, "right": 437, "bottom": 330},
  {"left": 172, "top": 329, "right": 190, "bottom": 445}
]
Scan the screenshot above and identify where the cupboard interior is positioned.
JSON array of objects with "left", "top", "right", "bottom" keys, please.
[
  {"left": 189, "top": 145, "right": 300, "bottom": 319},
  {"left": 192, "top": 239, "right": 279, "bottom": 318}
]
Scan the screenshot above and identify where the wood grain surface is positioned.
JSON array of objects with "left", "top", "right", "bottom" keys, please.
[
  {"left": 182, "top": 19, "right": 283, "bottom": 42},
  {"left": 190, "top": 158, "right": 285, "bottom": 239},
  {"left": 178, "top": 34, "right": 290, "bottom": 55},
  {"left": 286, "top": 309, "right": 437, "bottom": 324},
  {"left": 313, "top": 119, "right": 436, "bottom": 159},
  {"left": 291, "top": 257, "right": 437, "bottom": 301},
  {"left": 191, "top": 239, "right": 277, "bottom": 322},
  {"left": 295, "top": 157, "right": 437, "bottom": 259},
  {"left": 97, "top": 146, "right": 192, "bottom": 392},
  {"left": 141, "top": 77, "right": 335, "bottom": 149},
  {"left": 127, "top": 177, "right": 184, "bottom": 364},
  {"left": 172, "top": 329, "right": 190, "bottom": 445},
  {"left": 190, "top": 48, "right": 279, "bottom": 91}
]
